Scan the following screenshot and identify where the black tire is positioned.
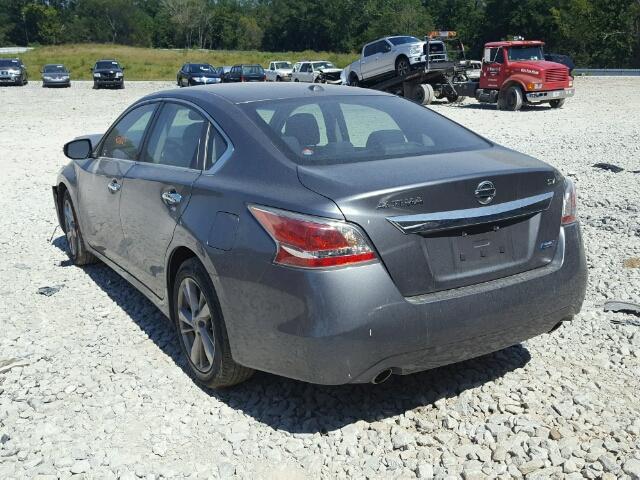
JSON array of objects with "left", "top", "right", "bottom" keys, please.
[
  {"left": 294, "top": 78, "right": 299, "bottom": 82},
  {"left": 93, "top": 82, "right": 99, "bottom": 89},
  {"left": 498, "top": 85, "right": 523, "bottom": 111},
  {"left": 276, "top": 76, "right": 281, "bottom": 82},
  {"left": 395, "top": 56, "right": 410, "bottom": 78},
  {"left": 62, "top": 191, "right": 96, "bottom": 266},
  {"left": 349, "top": 74, "right": 359, "bottom": 87},
  {"left": 119, "top": 81, "right": 125, "bottom": 90},
  {"left": 173, "top": 258, "right": 254, "bottom": 388},
  {"left": 550, "top": 99, "right": 565, "bottom": 109}
]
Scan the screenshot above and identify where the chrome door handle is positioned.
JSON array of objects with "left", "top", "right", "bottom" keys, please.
[
  {"left": 107, "top": 179, "right": 121, "bottom": 193},
  {"left": 161, "top": 191, "right": 182, "bottom": 206}
]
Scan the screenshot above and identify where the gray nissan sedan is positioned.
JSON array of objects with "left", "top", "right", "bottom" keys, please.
[{"left": 53, "top": 83, "right": 587, "bottom": 387}]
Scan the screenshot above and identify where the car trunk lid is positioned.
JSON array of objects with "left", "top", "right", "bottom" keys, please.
[{"left": 297, "top": 146, "right": 564, "bottom": 297}]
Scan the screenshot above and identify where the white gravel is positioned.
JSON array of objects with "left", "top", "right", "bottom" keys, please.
[{"left": 0, "top": 78, "right": 639, "bottom": 479}]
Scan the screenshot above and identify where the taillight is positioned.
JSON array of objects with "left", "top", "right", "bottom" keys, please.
[
  {"left": 561, "top": 178, "right": 577, "bottom": 225},
  {"left": 240, "top": 76, "right": 245, "bottom": 82},
  {"left": 249, "top": 205, "right": 377, "bottom": 268}
]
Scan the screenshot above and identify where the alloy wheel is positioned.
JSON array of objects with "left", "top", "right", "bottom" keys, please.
[
  {"left": 63, "top": 198, "right": 78, "bottom": 258},
  {"left": 397, "top": 59, "right": 410, "bottom": 77},
  {"left": 177, "top": 277, "right": 216, "bottom": 373}
]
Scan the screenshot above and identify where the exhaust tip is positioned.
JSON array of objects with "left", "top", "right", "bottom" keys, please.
[{"left": 372, "top": 369, "right": 392, "bottom": 385}]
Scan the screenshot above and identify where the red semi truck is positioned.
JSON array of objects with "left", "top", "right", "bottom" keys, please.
[{"left": 473, "top": 40, "right": 574, "bottom": 110}]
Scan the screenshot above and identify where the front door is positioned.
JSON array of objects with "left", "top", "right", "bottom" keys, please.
[
  {"left": 119, "top": 101, "right": 206, "bottom": 297},
  {"left": 480, "top": 47, "right": 505, "bottom": 90},
  {"left": 76, "top": 103, "right": 157, "bottom": 265}
]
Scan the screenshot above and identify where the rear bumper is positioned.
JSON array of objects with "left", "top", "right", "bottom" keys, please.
[
  {"left": 217, "top": 223, "right": 587, "bottom": 385},
  {"left": 526, "top": 88, "right": 575, "bottom": 103}
]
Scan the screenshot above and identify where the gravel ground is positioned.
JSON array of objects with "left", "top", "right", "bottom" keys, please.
[{"left": 0, "top": 78, "right": 639, "bottom": 479}]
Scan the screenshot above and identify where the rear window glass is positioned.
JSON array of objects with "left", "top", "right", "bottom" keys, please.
[
  {"left": 241, "top": 95, "right": 490, "bottom": 165},
  {"left": 242, "top": 65, "right": 264, "bottom": 75}
]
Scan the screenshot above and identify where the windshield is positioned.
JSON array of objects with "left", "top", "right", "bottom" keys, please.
[
  {"left": 389, "top": 36, "right": 421, "bottom": 46},
  {"left": 44, "top": 65, "right": 67, "bottom": 73},
  {"left": 312, "top": 62, "right": 334, "bottom": 70},
  {"left": 190, "top": 64, "right": 215, "bottom": 73},
  {"left": 507, "top": 46, "right": 544, "bottom": 61},
  {"left": 241, "top": 95, "right": 489, "bottom": 166},
  {"left": 95, "top": 61, "right": 120, "bottom": 70},
  {"left": 274, "top": 62, "right": 292, "bottom": 69},
  {"left": 0, "top": 59, "right": 19, "bottom": 68},
  {"left": 242, "top": 65, "right": 264, "bottom": 75}
]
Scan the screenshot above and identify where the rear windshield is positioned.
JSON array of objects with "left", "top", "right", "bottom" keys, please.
[
  {"left": 241, "top": 95, "right": 490, "bottom": 165},
  {"left": 0, "top": 59, "right": 19, "bottom": 68},
  {"left": 44, "top": 65, "right": 67, "bottom": 73},
  {"left": 95, "top": 61, "right": 120, "bottom": 69},
  {"left": 389, "top": 36, "right": 420, "bottom": 45},
  {"left": 242, "top": 65, "right": 264, "bottom": 75}
]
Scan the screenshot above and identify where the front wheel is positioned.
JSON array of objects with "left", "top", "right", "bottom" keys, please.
[
  {"left": 550, "top": 99, "right": 565, "bottom": 109},
  {"left": 62, "top": 192, "right": 96, "bottom": 266},
  {"left": 349, "top": 75, "right": 359, "bottom": 87},
  {"left": 294, "top": 78, "right": 299, "bottom": 82},
  {"left": 396, "top": 57, "right": 410, "bottom": 77},
  {"left": 276, "top": 76, "right": 281, "bottom": 82},
  {"left": 173, "top": 258, "right": 254, "bottom": 388},
  {"left": 498, "top": 85, "right": 523, "bottom": 111}
]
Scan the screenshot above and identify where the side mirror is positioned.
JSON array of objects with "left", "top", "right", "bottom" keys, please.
[{"left": 64, "top": 138, "right": 93, "bottom": 160}]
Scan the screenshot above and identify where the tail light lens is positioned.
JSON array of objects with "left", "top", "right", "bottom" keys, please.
[
  {"left": 561, "top": 178, "right": 577, "bottom": 225},
  {"left": 249, "top": 205, "right": 377, "bottom": 268}
]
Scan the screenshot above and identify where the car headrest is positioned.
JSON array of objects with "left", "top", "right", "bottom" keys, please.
[
  {"left": 284, "top": 113, "right": 320, "bottom": 146},
  {"left": 366, "top": 129, "right": 406, "bottom": 150}
]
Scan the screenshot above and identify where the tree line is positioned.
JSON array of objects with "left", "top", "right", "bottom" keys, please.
[{"left": 1, "top": 0, "right": 639, "bottom": 67}]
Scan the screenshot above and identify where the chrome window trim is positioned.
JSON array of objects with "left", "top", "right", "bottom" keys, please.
[
  {"left": 387, "top": 191, "right": 554, "bottom": 235},
  {"left": 142, "top": 96, "right": 234, "bottom": 176}
]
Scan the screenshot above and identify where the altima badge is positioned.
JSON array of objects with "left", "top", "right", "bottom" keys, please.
[{"left": 377, "top": 196, "right": 423, "bottom": 209}]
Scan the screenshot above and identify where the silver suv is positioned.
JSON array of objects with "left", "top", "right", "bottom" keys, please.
[{"left": 344, "top": 36, "right": 426, "bottom": 86}]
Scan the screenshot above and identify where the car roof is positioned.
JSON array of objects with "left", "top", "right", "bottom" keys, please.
[
  {"left": 44, "top": 63, "right": 66, "bottom": 67},
  {"left": 144, "top": 83, "right": 391, "bottom": 105},
  {"left": 485, "top": 40, "right": 545, "bottom": 48},
  {"left": 96, "top": 59, "right": 119, "bottom": 63}
]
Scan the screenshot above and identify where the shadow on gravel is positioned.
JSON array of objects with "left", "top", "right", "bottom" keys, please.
[
  {"left": 53, "top": 235, "right": 532, "bottom": 434},
  {"left": 457, "top": 102, "right": 554, "bottom": 112}
]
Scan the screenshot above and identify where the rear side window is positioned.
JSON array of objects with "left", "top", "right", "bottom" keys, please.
[
  {"left": 241, "top": 95, "right": 490, "bottom": 165},
  {"left": 100, "top": 103, "right": 156, "bottom": 160},
  {"left": 205, "top": 125, "right": 229, "bottom": 169},
  {"left": 142, "top": 103, "right": 206, "bottom": 169},
  {"left": 242, "top": 65, "right": 263, "bottom": 75}
]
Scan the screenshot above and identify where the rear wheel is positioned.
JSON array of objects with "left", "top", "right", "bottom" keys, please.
[
  {"left": 415, "top": 84, "right": 434, "bottom": 105},
  {"left": 498, "top": 85, "right": 523, "bottom": 111},
  {"left": 395, "top": 57, "right": 410, "bottom": 77},
  {"left": 173, "top": 258, "right": 254, "bottom": 388},
  {"left": 550, "top": 99, "right": 565, "bottom": 109},
  {"left": 349, "top": 74, "right": 359, "bottom": 87},
  {"left": 276, "top": 76, "right": 282, "bottom": 82},
  {"left": 294, "top": 78, "right": 299, "bottom": 82},
  {"left": 62, "top": 191, "right": 96, "bottom": 266}
]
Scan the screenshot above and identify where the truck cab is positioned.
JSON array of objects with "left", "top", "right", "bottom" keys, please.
[{"left": 477, "top": 40, "right": 574, "bottom": 110}]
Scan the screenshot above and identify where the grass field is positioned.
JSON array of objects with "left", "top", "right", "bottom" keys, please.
[{"left": 20, "top": 44, "right": 358, "bottom": 81}]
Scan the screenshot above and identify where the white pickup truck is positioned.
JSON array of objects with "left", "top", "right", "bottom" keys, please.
[
  {"left": 344, "top": 35, "right": 427, "bottom": 87},
  {"left": 265, "top": 61, "right": 293, "bottom": 82}
]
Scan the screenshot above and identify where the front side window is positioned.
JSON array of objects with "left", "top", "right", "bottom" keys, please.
[
  {"left": 241, "top": 95, "right": 489, "bottom": 165},
  {"left": 100, "top": 103, "right": 156, "bottom": 160},
  {"left": 142, "top": 103, "right": 206, "bottom": 169}
]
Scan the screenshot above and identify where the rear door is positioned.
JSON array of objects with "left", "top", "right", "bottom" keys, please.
[
  {"left": 76, "top": 103, "right": 157, "bottom": 266},
  {"left": 361, "top": 42, "right": 382, "bottom": 79},
  {"left": 119, "top": 101, "right": 206, "bottom": 297}
]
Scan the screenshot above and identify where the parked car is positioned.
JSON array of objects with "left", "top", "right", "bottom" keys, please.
[
  {"left": 544, "top": 53, "right": 575, "bottom": 75},
  {"left": 344, "top": 35, "right": 426, "bottom": 86},
  {"left": 265, "top": 61, "right": 293, "bottom": 81},
  {"left": 41, "top": 64, "right": 71, "bottom": 88},
  {"left": 0, "top": 58, "right": 28, "bottom": 86},
  {"left": 291, "top": 61, "right": 342, "bottom": 83},
  {"left": 54, "top": 83, "right": 586, "bottom": 387},
  {"left": 459, "top": 59, "right": 482, "bottom": 80},
  {"left": 223, "top": 64, "right": 266, "bottom": 82},
  {"left": 177, "top": 63, "right": 222, "bottom": 87},
  {"left": 91, "top": 59, "right": 125, "bottom": 89}
]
